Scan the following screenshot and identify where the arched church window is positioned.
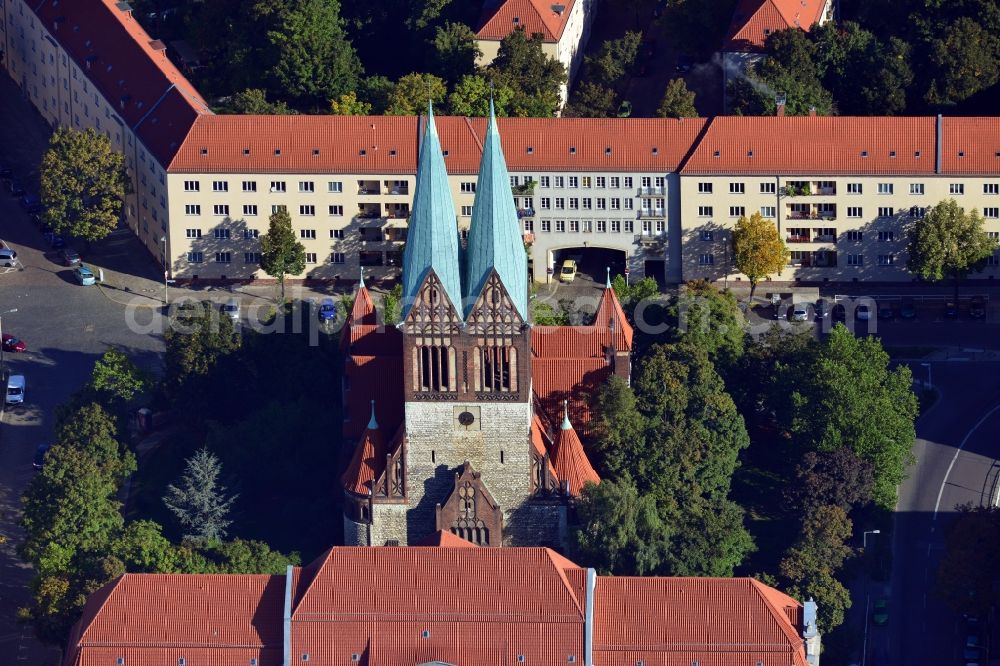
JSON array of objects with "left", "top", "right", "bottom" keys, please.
[{"left": 478, "top": 345, "right": 516, "bottom": 392}]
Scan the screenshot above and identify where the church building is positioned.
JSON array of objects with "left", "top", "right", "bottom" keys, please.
[{"left": 340, "top": 102, "right": 633, "bottom": 547}]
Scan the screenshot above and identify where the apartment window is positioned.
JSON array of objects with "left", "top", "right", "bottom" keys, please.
[
  {"left": 698, "top": 206, "right": 713, "bottom": 217},
  {"left": 185, "top": 228, "right": 201, "bottom": 238},
  {"left": 950, "top": 183, "right": 964, "bottom": 195},
  {"left": 623, "top": 177, "right": 633, "bottom": 188},
  {"left": 877, "top": 183, "right": 893, "bottom": 195},
  {"left": 582, "top": 220, "right": 593, "bottom": 233},
  {"left": 243, "top": 205, "right": 258, "bottom": 216},
  {"left": 699, "top": 254, "right": 715, "bottom": 266},
  {"left": 698, "top": 182, "right": 713, "bottom": 194},
  {"left": 989, "top": 232, "right": 1000, "bottom": 241},
  {"left": 655, "top": 177, "right": 665, "bottom": 188},
  {"left": 461, "top": 205, "right": 473, "bottom": 216},
  {"left": 272, "top": 205, "right": 287, "bottom": 214},
  {"left": 212, "top": 180, "right": 228, "bottom": 192},
  {"left": 299, "top": 181, "right": 315, "bottom": 193},
  {"left": 569, "top": 198, "right": 579, "bottom": 210},
  {"left": 847, "top": 254, "right": 863, "bottom": 266},
  {"left": 461, "top": 182, "right": 476, "bottom": 193},
  {"left": 986, "top": 183, "right": 1000, "bottom": 195},
  {"left": 989, "top": 253, "right": 1000, "bottom": 266},
  {"left": 540, "top": 220, "right": 551, "bottom": 232},
  {"left": 623, "top": 199, "right": 634, "bottom": 210},
  {"left": 300, "top": 229, "right": 316, "bottom": 239},
  {"left": 540, "top": 197, "right": 551, "bottom": 209},
  {"left": 524, "top": 220, "right": 534, "bottom": 232},
  {"left": 215, "top": 252, "right": 232, "bottom": 264},
  {"left": 909, "top": 183, "right": 924, "bottom": 195},
  {"left": 540, "top": 176, "right": 550, "bottom": 187},
  {"left": 243, "top": 229, "right": 259, "bottom": 239},
  {"left": 183, "top": 180, "right": 199, "bottom": 192},
  {"left": 596, "top": 220, "right": 607, "bottom": 233},
  {"left": 242, "top": 180, "right": 257, "bottom": 192},
  {"left": 877, "top": 254, "right": 895, "bottom": 266},
  {"left": 760, "top": 206, "right": 776, "bottom": 218},
  {"left": 568, "top": 176, "right": 579, "bottom": 188},
  {"left": 305, "top": 252, "right": 317, "bottom": 264},
  {"left": 331, "top": 252, "right": 345, "bottom": 264},
  {"left": 729, "top": 206, "right": 745, "bottom": 217},
  {"left": 596, "top": 198, "right": 606, "bottom": 210},
  {"left": 847, "top": 207, "right": 863, "bottom": 218},
  {"left": 569, "top": 220, "right": 579, "bottom": 232},
  {"left": 244, "top": 252, "right": 261, "bottom": 264},
  {"left": 554, "top": 176, "right": 565, "bottom": 188},
  {"left": 185, "top": 204, "right": 200, "bottom": 216},
  {"left": 610, "top": 199, "right": 621, "bottom": 210},
  {"left": 213, "top": 205, "right": 229, "bottom": 216},
  {"left": 555, "top": 198, "right": 565, "bottom": 210},
  {"left": 877, "top": 207, "right": 894, "bottom": 218},
  {"left": 985, "top": 208, "right": 1000, "bottom": 218},
  {"left": 624, "top": 220, "right": 634, "bottom": 233},
  {"left": 213, "top": 228, "right": 231, "bottom": 239},
  {"left": 910, "top": 206, "right": 927, "bottom": 218},
  {"left": 300, "top": 205, "right": 315, "bottom": 216},
  {"left": 329, "top": 205, "right": 344, "bottom": 216},
  {"left": 641, "top": 176, "right": 651, "bottom": 188},
  {"left": 331, "top": 229, "right": 345, "bottom": 239},
  {"left": 187, "top": 251, "right": 203, "bottom": 263},
  {"left": 877, "top": 231, "right": 895, "bottom": 242},
  {"left": 760, "top": 182, "right": 776, "bottom": 194},
  {"left": 700, "top": 230, "right": 714, "bottom": 241},
  {"left": 847, "top": 183, "right": 862, "bottom": 194},
  {"left": 846, "top": 231, "right": 863, "bottom": 242},
  {"left": 729, "top": 182, "right": 745, "bottom": 194},
  {"left": 609, "top": 177, "right": 621, "bottom": 188},
  {"left": 555, "top": 220, "right": 565, "bottom": 232},
  {"left": 582, "top": 198, "right": 592, "bottom": 210},
  {"left": 595, "top": 176, "right": 606, "bottom": 188},
  {"left": 270, "top": 181, "right": 286, "bottom": 193},
  {"left": 328, "top": 181, "right": 343, "bottom": 193}
]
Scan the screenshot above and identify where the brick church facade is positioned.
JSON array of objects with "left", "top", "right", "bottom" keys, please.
[{"left": 340, "top": 103, "right": 631, "bottom": 547}]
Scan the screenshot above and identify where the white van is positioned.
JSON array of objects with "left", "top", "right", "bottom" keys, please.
[{"left": 5, "top": 374, "right": 25, "bottom": 405}]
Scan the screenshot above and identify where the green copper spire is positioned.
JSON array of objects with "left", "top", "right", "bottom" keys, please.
[
  {"left": 561, "top": 400, "right": 572, "bottom": 430},
  {"left": 367, "top": 400, "right": 378, "bottom": 430},
  {"left": 402, "top": 102, "right": 462, "bottom": 318},
  {"left": 463, "top": 99, "right": 528, "bottom": 318}
]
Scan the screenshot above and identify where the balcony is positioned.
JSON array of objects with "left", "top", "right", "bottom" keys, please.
[
  {"left": 383, "top": 180, "right": 409, "bottom": 196},
  {"left": 783, "top": 181, "right": 837, "bottom": 197},
  {"left": 786, "top": 235, "right": 811, "bottom": 243},
  {"left": 357, "top": 180, "right": 381, "bottom": 195},
  {"left": 384, "top": 227, "right": 408, "bottom": 243},
  {"left": 638, "top": 186, "right": 665, "bottom": 196},
  {"left": 812, "top": 234, "right": 836, "bottom": 243},
  {"left": 512, "top": 181, "right": 536, "bottom": 196},
  {"left": 358, "top": 228, "right": 384, "bottom": 243},
  {"left": 517, "top": 207, "right": 536, "bottom": 218},
  {"left": 357, "top": 204, "right": 381, "bottom": 219},
  {"left": 638, "top": 208, "right": 666, "bottom": 218},
  {"left": 786, "top": 204, "right": 837, "bottom": 221},
  {"left": 385, "top": 204, "right": 410, "bottom": 219}
]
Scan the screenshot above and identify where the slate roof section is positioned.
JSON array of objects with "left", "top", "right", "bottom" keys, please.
[
  {"left": 681, "top": 116, "right": 938, "bottom": 175},
  {"left": 464, "top": 102, "right": 529, "bottom": 319},
  {"left": 476, "top": 0, "right": 578, "bottom": 42},
  {"left": 724, "top": 0, "right": 828, "bottom": 52},
  {"left": 32, "top": 0, "right": 209, "bottom": 167},
  {"left": 401, "top": 106, "right": 464, "bottom": 318}
]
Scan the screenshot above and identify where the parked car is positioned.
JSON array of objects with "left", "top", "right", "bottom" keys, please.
[
  {"left": 872, "top": 598, "right": 889, "bottom": 626},
  {"left": 44, "top": 231, "right": 66, "bottom": 249},
  {"left": 944, "top": 300, "right": 958, "bottom": 319},
  {"left": 5, "top": 374, "right": 26, "bottom": 406},
  {"left": 2, "top": 334, "right": 26, "bottom": 353},
  {"left": 59, "top": 247, "right": 81, "bottom": 266},
  {"left": 33, "top": 444, "right": 50, "bottom": 470},
  {"left": 221, "top": 298, "right": 240, "bottom": 322},
  {"left": 318, "top": 298, "right": 337, "bottom": 322},
  {"left": 0, "top": 247, "right": 17, "bottom": 267},
  {"left": 856, "top": 303, "right": 872, "bottom": 321},
  {"left": 878, "top": 303, "right": 894, "bottom": 319},
  {"left": 900, "top": 298, "right": 916, "bottom": 319},
  {"left": 814, "top": 299, "right": 830, "bottom": 319},
  {"left": 559, "top": 259, "right": 578, "bottom": 283},
  {"left": 790, "top": 304, "right": 809, "bottom": 322},
  {"left": 969, "top": 296, "right": 986, "bottom": 319},
  {"left": 73, "top": 266, "right": 96, "bottom": 285}
]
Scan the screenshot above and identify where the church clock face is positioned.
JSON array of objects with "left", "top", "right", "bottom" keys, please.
[{"left": 453, "top": 406, "right": 481, "bottom": 431}]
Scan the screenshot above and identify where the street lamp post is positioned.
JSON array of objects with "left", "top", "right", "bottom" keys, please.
[
  {"left": 861, "top": 529, "right": 881, "bottom": 666},
  {"left": 920, "top": 362, "right": 933, "bottom": 391},
  {"left": 160, "top": 236, "right": 169, "bottom": 305},
  {"left": 863, "top": 529, "right": 881, "bottom": 551}
]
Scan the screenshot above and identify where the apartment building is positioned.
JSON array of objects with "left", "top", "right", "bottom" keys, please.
[
  {"left": 680, "top": 116, "right": 1000, "bottom": 284},
  {"left": 475, "top": 0, "right": 596, "bottom": 105}
]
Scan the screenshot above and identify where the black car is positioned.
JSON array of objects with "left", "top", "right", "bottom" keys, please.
[
  {"left": 944, "top": 301, "right": 958, "bottom": 319},
  {"left": 969, "top": 296, "right": 986, "bottom": 319},
  {"left": 878, "top": 304, "right": 894, "bottom": 319},
  {"left": 814, "top": 299, "right": 830, "bottom": 320}
]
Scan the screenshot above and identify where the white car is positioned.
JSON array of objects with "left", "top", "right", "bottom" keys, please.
[
  {"left": 856, "top": 304, "right": 872, "bottom": 321},
  {"left": 791, "top": 305, "right": 809, "bottom": 322},
  {"left": 0, "top": 247, "right": 17, "bottom": 267},
  {"left": 5, "top": 374, "right": 25, "bottom": 405},
  {"left": 221, "top": 298, "right": 240, "bottom": 322}
]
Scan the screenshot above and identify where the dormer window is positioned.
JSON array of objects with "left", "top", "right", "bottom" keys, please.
[
  {"left": 713, "top": 150, "right": 720, "bottom": 157},
  {"left": 274, "top": 148, "right": 281, "bottom": 156},
  {"left": 861, "top": 151, "right": 869, "bottom": 157},
  {"left": 915, "top": 151, "right": 921, "bottom": 157},
  {"left": 959, "top": 151, "right": 965, "bottom": 157},
  {"left": 442, "top": 150, "right": 450, "bottom": 157},
  {"left": 605, "top": 147, "right": 612, "bottom": 155},
  {"left": 513, "top": 16, "right": 520, "bottom": 24},
  {"left": 747, "top": 150, "right": 754, "bottom": 157},
  {"left": 569, "top": 146, "right": 577, "bottom": 154},
  {"left": 243, "top": 148, "right": 250, "bottom": 156},
  {"left": 652, "top": 147, "right": 659, "bottom": 155},
  {"left": 389, "top": 149, "right": 397, "bottom": 157},
  {"left": 312, "top": 148, "right": 320, "bottom": 156},
  {"left": 200, "top": 148, "right": 208, "bottom": 156},
  {"left": 526, "top": 146, "right": 534, "bottom": 154},
  {"left": 889, "top": 150, "right": 896, "bottom": 157},
  {"left": 359, "top": 148, "right": 367, "bottom": 156}
]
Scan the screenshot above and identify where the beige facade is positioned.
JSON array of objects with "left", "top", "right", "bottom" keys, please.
[{"left": 680, "top": 174, "right": 1000, "bottom": 284}]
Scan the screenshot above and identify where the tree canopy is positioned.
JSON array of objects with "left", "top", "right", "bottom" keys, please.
[
  {"left": 260, "top": 208, "right": 307, "bottom": 300},
  {"left": 906, "top": 199, "right": 997, "bottom": 290},
  {"left": 487, "top": 28, "right": 567, "bottom": 117},
  {"left": 386, "top": 73, "right": 448, "bottom": 115},
  {"left": 163, "top": 447, "right": 238, "bottom": 542},
  {"left": 657, "top": 78, "right": 698, "bottom": 118},
  {"left": 731, "top": 213, "right": 788, "bottom": 302}
]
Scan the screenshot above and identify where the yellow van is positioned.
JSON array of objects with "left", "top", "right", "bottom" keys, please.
[{"left": 559, "top": 259, "right": 578, "bottom": 283}]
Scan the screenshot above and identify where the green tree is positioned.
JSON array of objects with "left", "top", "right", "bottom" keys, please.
[
  {"left": 530, "top": 300, "right": 569, "bottom": 325},
  {"left": 925, "top": 16, "right": 1000, "bottom": 106},
  {"left": 668, "top": 280, "right": 745, "bottom": 369},
  {"left": 164, "top": 301, "right": 242, "bottom": 402},
  {"left": 656, "top": 78, "right": 698, "bottom": 118},
  {"left": 386, "top": 72, "right": 448, "bottom": 115},
  {"left": 163, "top": 447, "right": 238, "bottom": 542},
  {"left": 785, "top": 448, "right": 875, "bottom": 515},
  {"left": 432, "top": 21, "right": 481, "bottom": 84},
  {"left": 792, "top": 570, "right": 852, "bottom": 634},
  {"left": 488, "top": 28, "right": 567, "bottom": 117},
  {"left": 936, "top": 504, "right": 1000, "bottom": 615},
  {"left": 779, "top": 505, "right": 854, "bottom": 582},
  {"left": 267, "top": 0, "right": 362, "bottom": 108},
  {"left": 586, "top": 31, "right": 642, "bottom": 86},
  {"left": 40, "top": 127, "right": 128, "bottom": 242},
  {"left": 590, "top": 376, "right": 647, "bottom": 479},
  {"left": 571, "top": 478, "right": 667, "bottom": 575},
  {"left": 206, "top": 538, "right": 301, "bottom": 573},
  {"left": 663, "top": 0, "right": 740, "bottom": 58},
  {"left": 906, "top": 198, "right": 998, "bottom": 299},
  {"left": 91, "top": 348, "right": 150, "bottom": 406},
  {"left": 563, "top": 81, "right": 619, "bottom": 118},
  {"left": 260, "top": 208, "right": 307, "bottom": 300},
  {"left": 112, "top": 520, "right": 180, "bottom": 573},
  {"left": 731, "top": 213, "right": 789, "bottom": 303},
  {"left": 329, "top": 91, "right": 372, "bottom": 115},
  {"left": 743, "top": 28, "right": 835, "bottom": 115},
  {"left": 665, "top": 497, "right": 756, "bottom": 577},
  {"left": 611, "top": 274, "right": 661, "bottom": 321},
  {"left": 447, "top": 75, "right": 515, "bottom": 117},
  {"left": 358, "top": 75, "right": 396, "bottom": 114},
  {"left": 381, "top": 284, "right": 404, "bottom": 325},
  {"left": 789, "top": 326, "right": 918, "bottom": 507},
  {"left": 224, "top": 88, "right": 295, "bottom": 115}
]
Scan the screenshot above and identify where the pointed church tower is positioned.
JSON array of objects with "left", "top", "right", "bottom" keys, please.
[
  {"left": 551, "top": 401, "right": 600, "bottom": 496},
  {"left": 593, "top": 268, "right": 634, "bottom": 382}
]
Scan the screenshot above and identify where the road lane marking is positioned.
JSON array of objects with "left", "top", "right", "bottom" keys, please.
[{"left": 934, "top": 403, "right": 1000, "bottom": 520}]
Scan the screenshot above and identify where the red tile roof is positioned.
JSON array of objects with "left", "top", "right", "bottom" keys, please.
[
  {"left": 416, "top": 530, "right": 479, "bottom": 547},
  {"left": 724, "top": 0, "right": 828, "bottom": 52},
  {"left": 939, "top": 117, "right": 1000, "bottom": 174},
  {"left": 67, "top": 548, "right": 810, "bottom": 666},
  {"left": 682, "top": 116, "right": 938, "bottom": 175},
  {"left": 342, "top": 354, "right": 404, "bottom": 440},
  {"left": 592, "top": 285, "right": 634, "bottom": 352},
  {"left": 530, "top": 413, "right": 560, "bottom": 481},
  {"left": 551, "top": 409, "right": 600, "bottom": 495},
  {"left": 476, "top": 0, "right": 578, "bottom": 42},
  {"left": 33, "top": 0, "right": 209, "bottom": 167},
  {"left": 341, "top": 411, "right": 385, "bottom": 495}
]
